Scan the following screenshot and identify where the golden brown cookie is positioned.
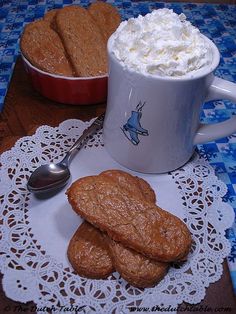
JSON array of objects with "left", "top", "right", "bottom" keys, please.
[
  {"left": 107, "top": 238, "right": 168, "bottom": 288},
  {"left": 101, "top": 170, "right": 168, "bottom": 287},
  {"left": 43, "top": 9, "right": 58, "bottom": 29},
  {"left": 67, "top": 170, "right": 155, "bottom": 280},
  {"left": 67, "top": 173, "right": 192, "bottom": 262},
  {"left": 20, "top": 19, "right": 73, "bottom": 76},
  {"left": 55, "top": 5, "right": 107, "bottom": 76},
  {"left": 67, "top": 221, "right": 114, "bottom": 279},
  {"left": 68, "top": 170, "right": 168, "bottom": 287},
  {"left": 88, "top": 1, "right": 121, "bottom": 42},
  {"left": 100, "top": 169, "right": 156, "bottom": 203}
]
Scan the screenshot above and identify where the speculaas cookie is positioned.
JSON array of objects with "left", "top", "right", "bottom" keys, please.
[
  {"left": 68, "top": 170, "right": 168, "bottom": 287},
  {"left": 20, "top": 19, "right": 73, "bottom": 76},
  {"left": 107, "top": 237, "right": 168, "bottom": 288},
  {"left": 55, "top": 5, "right": 107, "bottom": 76},
  {"left": 43, "top": 9, "right": 58, "bottom": 29},
  {"left": 67, "top": 173, "right": 191, "bottom": 262},
  {"left": 67, "top": 221, "right": 114, "bottom": 279},
  {"left": 88, "top": 1, "right": 121, "bottom": 42}
]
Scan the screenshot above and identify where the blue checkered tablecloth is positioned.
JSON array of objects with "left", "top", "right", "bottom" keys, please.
[{"left": 0, "top": 0, "right": 236, "bottom": 293}]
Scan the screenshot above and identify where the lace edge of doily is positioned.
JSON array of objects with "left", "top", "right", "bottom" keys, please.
[{"left": 0, "top": 118, "right": 235, "bottom": 309}]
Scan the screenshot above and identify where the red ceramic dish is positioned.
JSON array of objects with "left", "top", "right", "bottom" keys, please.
[{"left": 21, "top": 54, "right": 108, "bottom": 105}]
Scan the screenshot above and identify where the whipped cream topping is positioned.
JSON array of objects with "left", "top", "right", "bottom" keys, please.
[{"left": 110, "top": 9, "right": 212, "bottom": 77}]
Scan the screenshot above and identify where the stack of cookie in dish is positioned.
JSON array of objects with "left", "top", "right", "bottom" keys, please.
[
  {"left": 20, "top": 2, "right": 121, "bottom": 77},
  {"left": 66, "top": 170, "right": 192, "bottom": 288}
]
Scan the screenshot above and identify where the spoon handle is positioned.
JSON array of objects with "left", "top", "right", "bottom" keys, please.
[{"left": 61, "top": 113, "right": 105, "bottom": 165}]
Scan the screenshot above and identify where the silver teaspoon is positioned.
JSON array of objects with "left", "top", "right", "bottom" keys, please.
[{"left": 27, "top": 114, "right": 104, "bottom": 194}]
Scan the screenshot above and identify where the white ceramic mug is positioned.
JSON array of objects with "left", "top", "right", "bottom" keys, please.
[{"left": 103, "top": 35, "right": 236, "bottom": 173}]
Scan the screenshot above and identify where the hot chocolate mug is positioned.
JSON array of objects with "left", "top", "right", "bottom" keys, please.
[{"left": 103, "top": 35, "right": 236, "bottom": 173}]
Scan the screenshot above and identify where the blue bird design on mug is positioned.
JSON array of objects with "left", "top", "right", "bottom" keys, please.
[{"left": 121, "top": 101, "right": 149, "bottom": 145}]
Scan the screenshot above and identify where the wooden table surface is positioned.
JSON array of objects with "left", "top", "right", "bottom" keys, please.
[{"left": 0, "top": 58, "right": 236, "bottom": 313}]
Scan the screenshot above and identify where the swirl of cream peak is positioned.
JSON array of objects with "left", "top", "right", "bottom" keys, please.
[{"left": 110, "top": 8, "right": 212, "bottom": 77}]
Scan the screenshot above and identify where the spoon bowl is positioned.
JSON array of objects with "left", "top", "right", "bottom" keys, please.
[
  {"left": 27, "top": 163, "right": 71, "bottom": 193},
  {"left": 27, "top": 114, "right": 104, "bottom": 194}
]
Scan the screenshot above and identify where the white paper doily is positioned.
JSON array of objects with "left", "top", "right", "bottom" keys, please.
[{"left": 0, "top": 118, "right": 234, "bottom": 314}]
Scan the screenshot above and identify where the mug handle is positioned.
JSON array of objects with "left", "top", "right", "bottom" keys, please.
[{"left": 194, "top": 76, "right": 236, "bottom": 145}]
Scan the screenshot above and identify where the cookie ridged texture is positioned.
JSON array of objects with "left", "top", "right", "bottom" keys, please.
[
  {"left": 100, "top": 170, "right": 156, "bottom": 204},
  {"left": 68, "top": 170, "right": 168, "bottom": 287},
  {"left": 43, "top": 9, "right": 58, "bottom": 30},
  {"left": 107, "top": 238, "right": 168, "bottom": 288},
  {"left": 20, "top": 19, "right": 74, "bottom": 76},
  {"left": 67, "top": 221, "right": 114, "bottom": 279},
  {"left": 55, "top": 6, "right": 107, "bottom": 77},
  {"left": 67, "top": 174, "right": 192, "bottom": 262},
  {"left": 101, "top": 170, "right": 168, "bottom": 288},
  {"left": 43, "top": 9, "right": 59, "bottom": 25},
  {"left": 88, "top": 1, "right": 121, "bottom": 42}
]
